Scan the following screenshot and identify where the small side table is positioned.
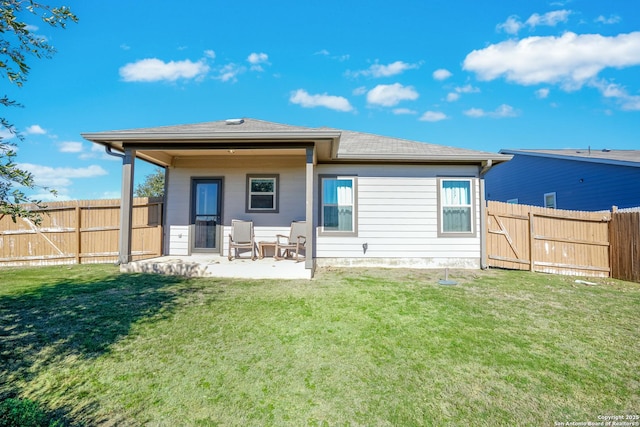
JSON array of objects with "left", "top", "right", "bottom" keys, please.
[{"left": 258, "top": 241, "right": 278, "bottom": 259}]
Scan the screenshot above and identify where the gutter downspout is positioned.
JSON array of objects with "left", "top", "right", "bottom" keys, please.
[
  {"left": 104, "top": 144, "right": 125, "bottom": 159},
  {"left": 104, "top": 143, "right": 135, "bottom": 265},
  {"left": 479, "top": 160, "right": 493, "bottom": 270}
]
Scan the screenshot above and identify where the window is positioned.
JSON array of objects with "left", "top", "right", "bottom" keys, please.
[
  {"left": 507, "top": 198, "right": 519, "bottom": 204},
  {"left": 246, "top": 175, "right": 279, "bottom": 213},
  {"left": 438, "top": 178, "right": 475, "bottom": 236},
  {"left": 320, "top": 176, "right": 356, "bottom": 234},
  {"left": 544, "top": 192, "right": 556, "bottom": 209}
]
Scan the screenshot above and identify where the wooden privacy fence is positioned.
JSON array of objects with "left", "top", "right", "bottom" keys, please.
[
  {"left": 0, "top": 197, "right": 163, "bottom": 267},
  {"left": 486, "top": 201, "right": 612, "bottom": 278},
  {"left": 610, "top": 210, "right": 640, "bottom": 283}
]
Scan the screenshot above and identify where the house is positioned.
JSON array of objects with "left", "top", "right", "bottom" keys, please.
[
  {"left": 485, "top": 149, "right": 640, "bottom": 211},
  {"left": 82, "top": 118, "right": 510, "bottom": 277}
]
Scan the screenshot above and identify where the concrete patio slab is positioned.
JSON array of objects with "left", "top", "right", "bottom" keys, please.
[{"left": 121, "top": 254, "right": 312, "bottom": 280}]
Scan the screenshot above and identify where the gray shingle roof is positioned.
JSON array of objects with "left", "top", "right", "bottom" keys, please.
[{"left": 83, "top": 118, "right": 509, "bottom": 163}]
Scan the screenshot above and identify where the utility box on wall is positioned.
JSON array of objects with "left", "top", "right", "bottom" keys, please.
[{"left": 168, "top": 225, "right": 191, "bottom": 256}]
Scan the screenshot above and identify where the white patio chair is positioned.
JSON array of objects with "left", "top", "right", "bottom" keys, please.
[
  {"left": 228, "top": 220, "right": 256, "bottom": 260},
  {"left": 275, "top": 221, "right": 306, "bottom": 262}
]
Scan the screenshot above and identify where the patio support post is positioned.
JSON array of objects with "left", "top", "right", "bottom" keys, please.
[
  {"left": 118, "top": 147, "right": 136, "bottom": 265},
  {"left": 305, "top": 147, "right": 315, "bottom": 272}
]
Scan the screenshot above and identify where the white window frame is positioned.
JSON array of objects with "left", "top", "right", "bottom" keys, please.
[
  {"left": 246, "top": 174, "right": 279, "bottom": 213},
  {"left": 544, "top": 192, "right": 556, "bottom": 209},
  {"left": 437, "top": 177, "right": 476, "bottom": 237},
  {"left": 319, "top": 175, "right": 357, "bottom": 236}
]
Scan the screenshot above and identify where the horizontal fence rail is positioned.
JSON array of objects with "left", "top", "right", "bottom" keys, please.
[{"left": 0, "top": 197, "right": 163, "bottom": 267}]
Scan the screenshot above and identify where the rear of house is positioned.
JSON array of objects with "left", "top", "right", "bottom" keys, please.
[{"left": 83, "top": 118, "right": 510, "bottom": 275}]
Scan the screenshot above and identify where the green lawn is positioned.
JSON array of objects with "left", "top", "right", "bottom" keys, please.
[{"left": 0, "top": 265, "right": 638, "bottom": 426}]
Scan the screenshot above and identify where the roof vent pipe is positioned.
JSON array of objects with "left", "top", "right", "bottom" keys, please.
[{"left": 225, "top": 118, "right": 245, "bottom": 125}]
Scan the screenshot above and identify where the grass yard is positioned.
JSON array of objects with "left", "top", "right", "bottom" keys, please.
[{"left": 0, "top": 264, "right": 638, "bottom": 426}]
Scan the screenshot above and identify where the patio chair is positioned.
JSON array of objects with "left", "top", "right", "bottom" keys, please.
[
  {"left": 228, "top": 220, "right": 256, "bottom": 260},
  {"left": 275, "top": 221, "right": 306, "bottom": 262}
]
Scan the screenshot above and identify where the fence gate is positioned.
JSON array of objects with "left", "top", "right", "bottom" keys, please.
[{"left": 486, "top": 201, "right": 611, "bottom": 277}]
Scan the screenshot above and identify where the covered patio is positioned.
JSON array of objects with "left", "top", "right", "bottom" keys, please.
[{"left": 121, "top": 253, "right": 311, "bottom": 280}]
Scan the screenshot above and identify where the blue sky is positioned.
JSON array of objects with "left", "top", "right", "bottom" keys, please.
[{"left": 3, "top": 0, "right": 639, "bottom": 201}]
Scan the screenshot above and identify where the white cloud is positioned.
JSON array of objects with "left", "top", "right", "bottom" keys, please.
[
  {"left": 362, "top": 61, "right": 420, "bottom": 78},
  {"left": 496, "top": 16, "right": 524, "bottom": 35},
  {"left": 446, "top": 92, "right": 460, "bottom": 102},
  {"left": 204, "top": 49, "right": 216, "bottom": 59},
  {"left": 0, "top": 128, "right": 16, "bottom": 141},
  {"left": 366, "top": 83, "right": 419, "bottom": 107},
  {"left": 463, "top": 32, "right": 640, "bottom": 90},
  {"left": 289, "top": 89, "right": 353, "bottom": 112},
  {"left": 590, "top": 79, "right": 640, "bottom": 111},
  {"left": 18, "top": 164, "right": 108, "bottom": 188},
  {"left": 595, "top": 15, "right": 621, "bottom": 25},
  {"left": 353, "top": 86, "right": 368, "bottom": 96},
  {"left": 456, "top": 84, "right": 480, "bottom": 94},
  {"left": 419, "top": 111, "right": 448, "bottom": 122},
  {"left": 26, "top": 124, "right": 46, "bottom": 135},
  {"left": 215, "top": 63, "right": 245, "bottom": 82},
  {"left": 58, "top": 141, "right": 83, "bottom": 153},
  {"left": 497, "top": 10, "right": 571, "bottom": 34},
  {"left": 247, "top": 52, "right": 269, "bottom": 71},
  {"left": 463, "top": 104, "right": 519, "bottom": 118},
  {"left": 392, "top": 108, "right": 417, "bottom": 115},
  {"left": 315, "top": 49, "right": 330, "bottom": 56},
  {"left": 536, "top": 88, "right": 550, "bottom": 99},
  {"left": 248, "top": 52, "right": 268, "bottom": 64},
  {"left": 119, "top": 58, "right": 210, "bottom": 82},
  {"left": 446, "top": 84, "right": 479, "bottom": 102},
  {"left": 433, "top": 69, "right": 452, "bottom": 80},
  {"left": 525, "top": 10, "right": 571, "bottom": 28}
]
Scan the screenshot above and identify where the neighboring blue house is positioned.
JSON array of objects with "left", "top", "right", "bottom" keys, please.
[{"left": 485, "top": 149, "right": 640, "bottom": 211}]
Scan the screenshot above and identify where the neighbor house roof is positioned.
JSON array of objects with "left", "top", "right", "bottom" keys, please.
[
  {"left": 499, "top": 149, "right": 640, "bottom": 168},
  {"left": 82, "top": 118, "right": 510, "bottom": 166}
]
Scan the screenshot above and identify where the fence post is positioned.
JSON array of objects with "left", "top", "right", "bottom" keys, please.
[
  {"left": 529, "top": 212, "right": 535, "bottom": 272},
  {"left": 75, "top": 205, "right": 81, "bottom": 264}
]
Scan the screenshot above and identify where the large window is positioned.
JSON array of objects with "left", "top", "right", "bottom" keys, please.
[
  {"left": 246, "top": 175, "right": 279, "bottom": 213},
  {"left": 320, "top": 176, "right": 356, "bottom": 234},
  {"left": 438, "top": 178, "right": 475, "bottom": 236}
]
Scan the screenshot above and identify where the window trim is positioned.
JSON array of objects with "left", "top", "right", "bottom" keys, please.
[
  {"left": 544, "top": 192, "right": 556, "bottom": 209},
  {"left": 437, "top": 177, "right": 476, "bottom": 238},
  {"left": 245, "top": 174, "right": 279, "bottom": 213},
  {"left": 318, "top": 175, "right": 358, "bottom": 237}
]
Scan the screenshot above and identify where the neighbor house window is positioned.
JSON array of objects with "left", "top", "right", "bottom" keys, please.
[
  {"left": 544, "top": 192, "right": 556, "bottom": 209},
  {"left": 320, "top": 176, "right": 357, "bottom": 234},
  {"left": 507, "top": 198, "right": 519, "bottom": 204},
  {"left": 246, "top": 175, "right": 279, "bottom": 213},
  {"left": 438, "top": 178, "right": 475, "bottom": 236}
]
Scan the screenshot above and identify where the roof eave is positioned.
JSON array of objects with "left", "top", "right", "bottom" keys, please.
[
  {"left": 81, "top": 130, "right": 342, "bottom": 143},
  {"left": 334, "top": 154, "right": 512, "bottom": 163}
]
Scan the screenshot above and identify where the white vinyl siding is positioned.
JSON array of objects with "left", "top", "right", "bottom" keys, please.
[
  {"left": 315, "top": 165, "right": 482, "bottom": 267},
  {"left": 164, "top": 156, "right": 305, "bottom": 254}
]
